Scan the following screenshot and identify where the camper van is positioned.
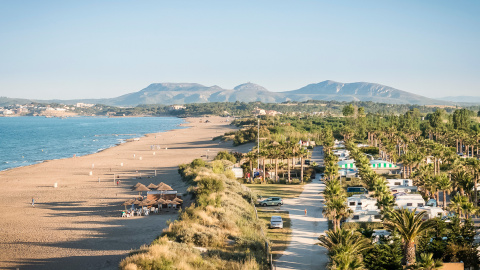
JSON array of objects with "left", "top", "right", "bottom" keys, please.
[
  {"left": 395, "top": 194, "right": 425, "bottom": 209},
  {"left": 345, "top": 209, "right": 382, "bottom": 223},
  {"left": 386, "top": 179, "right": 414, "bottom": 187},
  {"left": 347, "top": 195, "right": 378, "bottom": 212}
]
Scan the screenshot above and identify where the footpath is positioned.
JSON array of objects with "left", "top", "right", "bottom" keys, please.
[{"left": 275, "top": 147, "right": 328, "bottom": 269}]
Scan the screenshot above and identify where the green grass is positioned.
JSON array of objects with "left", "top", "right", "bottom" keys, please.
[
  {"left": 245, "top": 183, "right": 302, "bottom": 260},
  {"left": 257, "top": 210, "right": 291, "bottom": 260},
  {"left": 245, "top": 184, "right": 305, "bottom": 200}
]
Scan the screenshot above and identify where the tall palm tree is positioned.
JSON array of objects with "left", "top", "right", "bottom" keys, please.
[
  {"left": 384, "top": 208, "right": 435, "bottom": 266},
  {"left": 411, "top": 253, "right": 443, "bottom": 270},
  {"left": 436, "top": 173, "right": 451, "bottom": 210},
  {"left": 323, "top": 197, "right": 352, "bottom": 232},
  {"left": 449, "top": 194, "right": 468, "bottom": 218}
]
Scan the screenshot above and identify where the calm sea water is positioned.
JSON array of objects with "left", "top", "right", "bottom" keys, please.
[{"left": 0, "top": 116, "right": 186, "bottom": 171}]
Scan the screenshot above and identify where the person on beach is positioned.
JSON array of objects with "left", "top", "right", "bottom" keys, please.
[
  {"left": 304, "top": 209, "right": 307, "bottom": 216},
  {"left": 31, "top": 197, "right": 35, "bottom": 207}
]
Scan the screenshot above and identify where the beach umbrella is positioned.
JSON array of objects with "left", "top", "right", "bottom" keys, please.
[
  {"left": 173, "top": 197, "right": 183, "bottom": 203},
  {"left": 156, "top": 198, "right": 166, "bottom": 205},
  {"left": 133, "top": 184, "right": 150, "bottom": 195},
  {"left": 156, "top": 182, "right": 173, "bottom": 191},
  {"left": 147, "top": 183, "right": 158, "bottom": 189},
  {"left": 131, "top": 182, "right": 143, "bottom": 190},
  {"left": 138, "top": 200, "right": 150, "bottom": 207},
  {"left": 122, "top": 199, "right": 135, "bottom": 210}
]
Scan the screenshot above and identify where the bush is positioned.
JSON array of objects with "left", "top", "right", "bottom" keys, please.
[{"left": 214, "top": 151, "right": 237, "bottom": 163}]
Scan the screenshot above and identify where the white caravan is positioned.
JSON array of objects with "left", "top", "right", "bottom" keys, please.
[
  {"left": 395, "top": 193, "right": 425, "bottom": 209},
  {"left": 347, "top": 195, "right": 379, "bottom": 212}
]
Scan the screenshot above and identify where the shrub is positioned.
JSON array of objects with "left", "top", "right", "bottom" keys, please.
[{"left": 214, "top": 151, "right": 237, "bottom": 163}]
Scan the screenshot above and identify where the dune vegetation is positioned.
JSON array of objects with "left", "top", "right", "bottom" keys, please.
[{"left": 120, "top": 158, "right": 268, "bottom": 270}]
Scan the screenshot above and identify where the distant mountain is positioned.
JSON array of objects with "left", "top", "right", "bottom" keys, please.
[
  {"left": 437, "top": 96, "right": 480, "bottom": 104},
  {"left": 1, "top": 81, "right": 456, "bottom": 106},
  {"left": 282, "top": 80, "right": 442, "bottom": 105}
]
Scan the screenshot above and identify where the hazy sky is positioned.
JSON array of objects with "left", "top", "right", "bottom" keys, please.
[{"left": 1, "top": 1, "right": 479, "bottom": 100}]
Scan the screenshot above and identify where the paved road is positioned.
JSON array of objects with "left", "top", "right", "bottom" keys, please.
[{"left": 275, "top": 147, "right": 329, "bottom": 270}]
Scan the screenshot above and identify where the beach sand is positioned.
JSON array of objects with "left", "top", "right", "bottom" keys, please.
[{"left": 0, "top": 116, "right": 250, "bottom": 270}]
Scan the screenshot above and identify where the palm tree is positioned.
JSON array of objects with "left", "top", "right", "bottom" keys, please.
[
  {"left": 318, "top": 228, "right": 371, "bottom": 269},
  {"left": 324, "top": 179, "right": 345, "bottom": 202},
  {"left": 323, "top": 197, "right": 352, "bottom": 232},
  {"left": 436, "top": 173, "right": 451, "bottom": 210},
  {"left": 411, "top": 253, "right": 443, "bottom": 270},
  {"left": 448, "top": 194, "right": 467, "bottom": 218},
  {"left": 384, "top": 208, "right": 435, "bottom": 266}
]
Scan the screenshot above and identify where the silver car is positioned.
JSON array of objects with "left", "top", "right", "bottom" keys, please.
[{"left": 270, "top": 216, "right": 283, "bottom": 229}]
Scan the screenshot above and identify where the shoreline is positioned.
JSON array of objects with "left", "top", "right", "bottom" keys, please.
[
  {"left": 0, "top": 116, "right": 187, "bottom": 173},
  {"left": 0, "top": 116, "right": 248, "bottom": 270}
]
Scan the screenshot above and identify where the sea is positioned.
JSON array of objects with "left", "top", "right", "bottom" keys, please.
[{"left": 0, "top": 116, "right": 186, "bottom": 171}]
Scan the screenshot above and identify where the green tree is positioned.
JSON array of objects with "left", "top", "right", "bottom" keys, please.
[
  {"left": 384, "top": 208, "right": 436, "bottom": 266},
  {"left": 410, "top": 253, "right": 443, "bottom": 270},
  {"left": 452, "top": 108, "right": 471, "bottom": 131},
  {"left": 342, "top": 104, "right": 355, "bottom": 117},
  {"left": 363, "top": 237, "right": 403, "bottom": 270},
  {"left": 318, "top": 228, "right": 371, "bottom": 269}
]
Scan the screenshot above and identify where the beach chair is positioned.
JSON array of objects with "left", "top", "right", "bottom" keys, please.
[{"left": 145, "top": 209, "right": 149, "bottom": 216}]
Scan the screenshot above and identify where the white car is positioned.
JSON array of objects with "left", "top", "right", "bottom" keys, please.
[{"left": 270, "top": 216, "right": 283, "bottom": 229}]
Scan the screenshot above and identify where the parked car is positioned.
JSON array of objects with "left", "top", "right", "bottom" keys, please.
[
  {"left": 270, "top": 216, "right": 283, "bottom": 229},
  {"left": 259, "top": 197, "right": 283, "bottom": 206}
]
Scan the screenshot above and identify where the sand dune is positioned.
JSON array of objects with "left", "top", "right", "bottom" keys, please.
[{"left": 0, "top": 116, "right": 247, "bottom": 270}]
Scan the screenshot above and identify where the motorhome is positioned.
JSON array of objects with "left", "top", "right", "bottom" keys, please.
[
  {"left": 386, "top": 179, "right": 414, "bottom": 187},
  {"left": 347, "top": 194, "right": 378, "bottom": 212},
  {"left": 345, "top": 210, "right": 382, "bottom": 223},
  {"left": 407, "top": 206, "right": 445, "bottom": 220},
  {"left": 395, "top": 193, "right": 425, "bottom": 209}
]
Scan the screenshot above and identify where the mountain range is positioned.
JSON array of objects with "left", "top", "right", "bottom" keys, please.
[{"left": 2, "top": 80, "right": 476, "bottom": 106}]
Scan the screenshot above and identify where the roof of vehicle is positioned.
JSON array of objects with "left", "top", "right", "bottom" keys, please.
[{"left": 271, "top": 216, "right": 282, "bottom": 220}]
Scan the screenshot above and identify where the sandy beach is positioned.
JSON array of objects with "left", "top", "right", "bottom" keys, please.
[{"left": 0, "top": 116, "right": 248, "bottom": 270}]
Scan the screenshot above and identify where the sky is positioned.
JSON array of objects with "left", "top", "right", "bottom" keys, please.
[{"left": 1, "top": 0, "right": 479, "bottom": 100}]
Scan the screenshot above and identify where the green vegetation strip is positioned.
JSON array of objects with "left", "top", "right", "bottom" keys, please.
[
  {"left": 245, "top": 184, "right": 305, "bottom": 199},
  {"left": 257, "top": 210, "right": 291, "bottom": 259}
]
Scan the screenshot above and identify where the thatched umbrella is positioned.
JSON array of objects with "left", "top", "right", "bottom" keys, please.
[
  {"left": 173, "top": 197, "right": 183, "bottom": 203},
  {"left": 138, "top": 200, "right": 150, "bottom": 207},
  {"left": 147, "top": 183, "right": 158, "bottom": 189},
  {"left": 156, "top": 182, "right": 173, "bottom": 191},
  {"left": 122, "top": 199, "right": 135, "bottom": 210},
  {"left": 131, "top": 182, "right": 143, "bottom": 190},
  {"left": 133, "top": 184, "right": 150, "bottom": 196}
]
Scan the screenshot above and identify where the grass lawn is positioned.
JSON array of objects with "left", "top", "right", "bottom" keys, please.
[
  {"left": 245, "top": 183, "right": 305, "bottom": 199},
  {"left": 257, "top": 210, "right": 291, "bottom": 260},
  {"left": 245, "top": 184, "right": 304, "bottom": 259}
]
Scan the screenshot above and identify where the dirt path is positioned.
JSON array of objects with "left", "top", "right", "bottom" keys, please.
[{"left": 275, "top": 147, "right": 328, "bottom": 270}]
